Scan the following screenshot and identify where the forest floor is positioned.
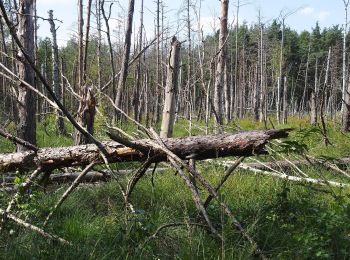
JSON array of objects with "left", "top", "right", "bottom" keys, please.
[{"left": 1, "top": 116, "right": 350, "bottom": 259}]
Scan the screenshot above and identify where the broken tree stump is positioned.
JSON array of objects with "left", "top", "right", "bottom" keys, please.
[{"left": 0, "top": 129, "right": 291, "bottom": 172}]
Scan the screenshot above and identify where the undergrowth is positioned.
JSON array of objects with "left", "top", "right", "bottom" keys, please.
[{"left": 0, "top": 115, "right": 350, "bottom": 259}]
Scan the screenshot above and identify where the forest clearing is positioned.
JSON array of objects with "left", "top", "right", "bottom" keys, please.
[{"left": 0, "top": 0, "right": 350, "bottom": 259}]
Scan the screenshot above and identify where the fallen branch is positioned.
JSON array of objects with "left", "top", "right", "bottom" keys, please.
[
  {"left": 203, "top": 156, "right": 245, "bottom": 208},
  {"left": 1, "top": 167, "right": 42, "bottom": 230},
  {"left": 0, "top": 208, "right": 71, "bottom": 245},
  {"left": 147, "top": 128, "right": 267, "bottom": 259},
  {"left": 220, "top": 157, "right": 350, "bottom": 173},
  {"left": 0, "top": 128, "right": 38, "bottom": 152},
  {"left": 43, "top": 162, "right": 95, "bottom": 227},
  {"left": 240, "top": 164, "right": 350, "bottom": 188}
]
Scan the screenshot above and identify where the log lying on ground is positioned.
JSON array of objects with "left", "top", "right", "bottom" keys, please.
[
  {"left": 220, "top": 157, "right": 350, "bottom": 172},
  {"left": 49, "top": 168, "right": 169, "bottom": 184},
  {"left": 2, "top": 168, "right": 169, "bottom": 185},
  {"left": 0, "top": 129, "right": 291, "bottom": 172}
]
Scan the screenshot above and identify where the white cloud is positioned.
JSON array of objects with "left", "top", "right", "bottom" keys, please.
[
  {"left": 298, "top": 7, "right": 330, "bottom": 23},
  {"left": 299, "top": 7, "right": 314, "bottom": 15},
  {"left": 317, "top": 11, "right": 330, "bottom": 22}
]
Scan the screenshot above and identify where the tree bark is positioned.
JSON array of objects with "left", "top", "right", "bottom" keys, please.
[
  {"left": 0, "top": 129, "right": 291, "bottom": 172},
  {"left": 282, "top": 76, "right": 288, "bottom": 124},
  {"left": 160, "top": 37, "right": 181, "bottom": 138},
  {"left": 310, "top": 58, "right": 318, "bottom": 125},
  {"left": 75, "top": 0, "right": 96, "bottom": 145},
  {"left": 214, "top": 0, "right": 229, "bottom": 130},
  {"left": 341, "top": 0, "right": 349, "bottom": 118},
  {"left": 16, "top": 0, "right": 36, "bottom": 152},
  {"left": 133, "top": 0, "right": 143, "bottom": 122},
  {"left": 115, "top": 0, "right": 135, "bottom": 114}
]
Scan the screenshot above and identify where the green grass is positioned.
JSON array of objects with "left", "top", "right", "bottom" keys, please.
[{"left": 1, "top": 115, "right": 350, "bottom": 259}]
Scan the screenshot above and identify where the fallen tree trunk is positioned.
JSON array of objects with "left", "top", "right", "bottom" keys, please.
[{"left": 0, "top": 129, "right": 290, "bottom": 172}]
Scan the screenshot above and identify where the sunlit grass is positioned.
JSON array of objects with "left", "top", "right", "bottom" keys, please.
[{"left": 1, "top": 115, "right": 350, "bottom": 258}]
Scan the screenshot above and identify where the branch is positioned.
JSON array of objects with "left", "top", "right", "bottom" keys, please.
[
  {"left": 0, "top": 208, "right": 71, "bottom": 245},
  {"left": 0, "top": 127, "right": 38, "bottom": 152}
]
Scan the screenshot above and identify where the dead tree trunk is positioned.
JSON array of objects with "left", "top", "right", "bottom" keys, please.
[
  {"left": 282, "top": 76, "right": 288, "bottom": 124},
  {"left": 83, "top": 0, "right": 92, "bottom": 82},
  {"left": 342, "top": 0, "right": 350, "bottom": 132},
  {"left": 0, "top": 129, "right": 291, "bottom": 172},
  {"left": 341, "top": 0, "right": 349, "bottom": 120},
  {"left": 16, "top": 0, "right": 36, "bottom": 152},
  {"left": 115, "top": 0, "right": 135, "bottom": 114},
  {"left": 96, "top": 0, "right": 102, "bottom": 92},
  {"left": 310, "top": 58, "right": 318, "bottom": 125},
  {"left": 77, "top": 0, "right": 84, "bottom": 93},
  {"left": 48, "top": 10, "right": 65, "bottom": 135},
  {"left": 101, "top": 0, "right": 116, "bottom": 104},
  {"left": 160, "top": 37, "right": 181, "bottom": 138},
  {"left": 214, "top": 0, "right": 229, "bottom": 130},
  {"left": 75, "top": 0, "right": 96, "bottom": 145},
  {"left": 133, "top": 0, "right": 143, "bottom": 122}
]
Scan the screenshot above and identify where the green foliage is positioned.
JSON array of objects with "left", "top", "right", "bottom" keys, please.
[{"left": 1, "top": 117, "right": 350, "bottom": 258}]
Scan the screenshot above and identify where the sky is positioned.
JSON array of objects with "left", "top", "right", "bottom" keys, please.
[{"left": 35, "top": 0, "right": 346, "bottom": 46}]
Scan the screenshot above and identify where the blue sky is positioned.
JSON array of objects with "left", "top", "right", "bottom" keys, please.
[{"left": 36, "top": 0, "right": 345, "bottom": 46}]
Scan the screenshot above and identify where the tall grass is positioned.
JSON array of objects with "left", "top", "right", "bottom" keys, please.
[{"left": 0, "top": 116, "right": 350, "bottom": 259}]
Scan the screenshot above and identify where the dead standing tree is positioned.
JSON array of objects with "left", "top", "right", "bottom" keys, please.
[
  {"left": 75, "top": 0, "right": 96, "bottom": 145},
  {"left": 160, "top": 37, "right": 181, "bottom": 138},
  {"left": 16, "top": 0, "right": 36, "bottom": 151},
  {"left": 133, "top": 0, "right": 144, "bottom": 122},
  {"left": 277, "top": 8, "right": 300, "bottom": 125},
  {"left": 114, "top": 0, "right": 135, "bottom": 120},
  {"left": 341, "top": 0, "right": 350, "bottom": 131},
  {"left": 214, "top": 0, "right": 229, "bottom": 131},
  {"left": 48, "top": 10, "right": 66, "bottom": 135}
]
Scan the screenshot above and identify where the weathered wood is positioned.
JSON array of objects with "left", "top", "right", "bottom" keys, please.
[
  {"left": 220, "top": 157, "right": 350, "bottom": 172},
  {"left": 16, "top": 0, "right": 36, "bottom": 151},
  {"left": 0, "top": 129, "right": 290, "bottom": 172},
  {"left": 160, "top": 37, "right": 181, "bottom": 138}
]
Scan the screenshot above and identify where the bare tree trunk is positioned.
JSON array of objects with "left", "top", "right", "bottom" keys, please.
[
  {"left": 60, "top": 57, "right": 66, "bottom": 110},
  {"left": 277, "top": 19, "right": 285, "bottom": 124},
  {"left": 16, "top": 0, "right": 36, "bottom": 151},
  {"left": 259, "top": 21, "right": 266, "bottom": 124},
  {"left": 214, "top": 0, "right": 229, "bottom": 131},
  {"left": 300, "top": 41, "right": 311, "bottom": 116},
  {"left": 310, "top": 58, "right": 318, "bottom": 125},
  {"left": 133, "top": 0, "right": 143, "bottom": 122},
  {"left": 160, "top": 37, "right": 181, "bottom": 138},
  {"left": 83, "top": 0, "right": 92, "bottom": 82},
  {"left": 48, "top": 10, "right": 65, "bottom": 135},
  {"left": 115, "top": 0, "right": 135, "bottom": 115},
  {"left": 224, "top": 56, "right": 231, "bottom": 122},
  {"left": 282, "top": 76, "right": 288, "bottom": 124},
  {"left": 186, "top": 0, "right": 193, "bottom": 133},
  {"left": 233, "top": 0, "right": 239, "bottom": 118},
  {"left": 253, "top": 63, "right": 259, "bottom": 121},
  {"left": 154, "top": 0, "right": 161, "bottom": 125},
  {"left": 96, "top": 0, "right": 102, "bottom": 92},
  {"left": 342, "top": 1, "right": 350, "bottom": 131},
  {"left": 341, "top": 0, "right": 349, "bottom": 118},
  {"left": 101, "top": 0, "right": 116, "bottom": 107},
  {"left": 75, "top": 0, "right": 96, "bottom": 145},
  {"left": 77, "top": 0, "right": 84, "bottom": 92}
]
